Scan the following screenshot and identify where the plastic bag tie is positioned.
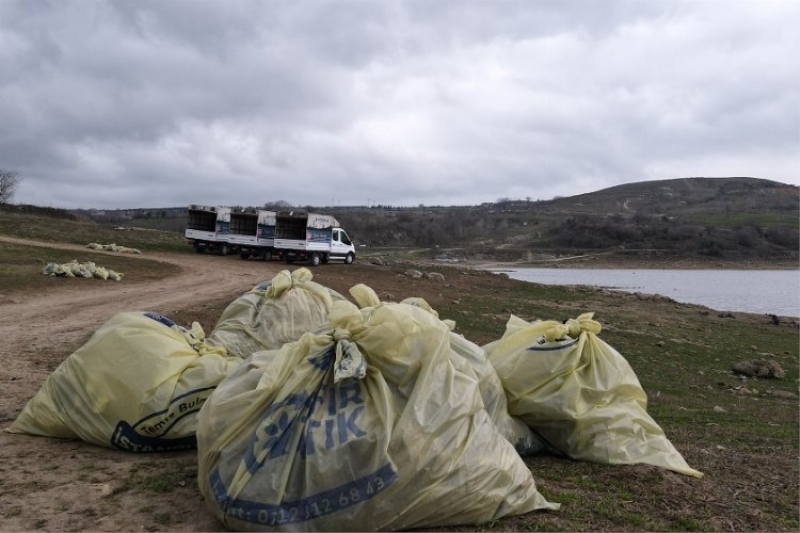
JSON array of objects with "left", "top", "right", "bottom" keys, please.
[
  {"left": 183, "top": 322, "right": 228, "bottom": 357},
  {"left": 544, "top": 312, "right": 603, "bottom": 342},
  {"left": 331, "top": 326, "right": 367, "bottom": 382},
  {"left": 327, "top": 301, "right": 369, "bottom": 382},
  {"left": 265, "top": 270, "right": 293, "bottom": 298}
]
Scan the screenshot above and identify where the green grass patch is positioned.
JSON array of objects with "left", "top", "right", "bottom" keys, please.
[
  {"left": 0, "top": 210, "right": 190, "bottom": 252},
  {"left": 0, "top": 241, "right": 181, "bottom": 294}
]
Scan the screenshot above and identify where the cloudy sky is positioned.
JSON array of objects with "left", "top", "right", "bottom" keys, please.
[{"left": 1, "top": 0, "right": 798, "bottom": 210}]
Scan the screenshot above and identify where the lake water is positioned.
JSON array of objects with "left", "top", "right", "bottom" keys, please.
[{"left": 488, "top": 268, "right": 800, "bottom": 317}]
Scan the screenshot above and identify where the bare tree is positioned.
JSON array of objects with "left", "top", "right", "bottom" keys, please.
[{"left": 0, "top": 170, "right": 21, "bottom": 204}]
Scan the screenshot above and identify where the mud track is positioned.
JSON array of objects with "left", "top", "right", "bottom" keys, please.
[{"left": 0, "top": 236, "right": 284, "bottom": 532}]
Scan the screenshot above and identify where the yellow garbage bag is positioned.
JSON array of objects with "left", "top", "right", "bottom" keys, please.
[
  {"left": 197, "top": 299, "right": 558, "bottom": 532},
  {"left": 207, "top": 268, "right": 347, "bottom": 358},
  {"left": 348, "top": 283, "right": 544, "bottom": 456},
  {"left": 485, "top": 312, "right": 702, "bottom": 478},
  {"left": 7, "top": 312, "right": 241, "bottom": 452}
]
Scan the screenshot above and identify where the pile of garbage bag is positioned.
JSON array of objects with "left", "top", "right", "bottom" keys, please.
[
  {"left": 348, "top": 283, "right": 544, "bottom": 456},
  {"left": 7, "top": 312, "right": 239, "bottom": 451},
  {"left": 42, "top": 260, "right": 123, "bottom": 281},
  {"left": 206, "top": 268, "right": 348, "bottom": 358},
  {"left": 86, "top": 242, "right": 142, "bottom": 254},
  {"left": 484, "top": 312, "right": 702, "bottom": 477},
  {"left": 197, "top": 297, "right": 557, "bottom": 531},
  {"left": 7, "top": 266, "right": 703, "bottom": 531}
]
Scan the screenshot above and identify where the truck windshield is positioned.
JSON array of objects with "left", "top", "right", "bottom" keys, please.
[{"left": 340, "top": 231, "right": 352, "bottom": 245}]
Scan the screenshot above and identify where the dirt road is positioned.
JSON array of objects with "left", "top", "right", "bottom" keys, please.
[{"left": 0, "top": 237, "right": 285, "bottom": 532}]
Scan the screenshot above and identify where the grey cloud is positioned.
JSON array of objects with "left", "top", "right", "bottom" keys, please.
[{"left": 2, "top": 0, "right": 798, "bottom": 209}]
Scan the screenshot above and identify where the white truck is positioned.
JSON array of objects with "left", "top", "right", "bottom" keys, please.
[
  {"left": 228, "top": 208, "right": 278, "bottom": 260},
  {"left": 185, "top": 205, "right": 231, "bottom": 254},
  {"left": 274, "top": 211, "right": 356, "bottom": 266}
]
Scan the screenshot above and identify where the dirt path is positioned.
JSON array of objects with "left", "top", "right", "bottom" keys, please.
[{"left": 0, "top": 237, "right": 284, "bottom": 532}]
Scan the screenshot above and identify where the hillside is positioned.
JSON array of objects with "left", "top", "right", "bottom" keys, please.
[
  {"left": 11, "top": 176, "right": 798, "bottom": 265},
  {"left": 447, "top": 176, "right": 799, "bottom": 264}
]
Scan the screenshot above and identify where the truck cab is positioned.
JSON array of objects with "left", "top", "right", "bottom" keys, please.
[
  {"left": 274, "top": 211, "right": 356, "bottom": 266},
  {"left": 329, "top": 227, "right": 355, "bottom": 264}
]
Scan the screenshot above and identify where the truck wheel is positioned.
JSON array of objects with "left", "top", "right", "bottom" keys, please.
[
  {"left": 194, "top": 245, "right": 204, "bottom": 253},
  {"left": 263, "top": 250, "right": 272, "bottom": 261},
  {"left": 239, "top": 251, "right": 249, "bottom": 260},
  {"left": 220, "top": 244, "right": 229, "bottom": 256},
  {"left": 310, "top": 253, "right": 321, "bottom": 267},
  {"left": 345, "top": 253, "right": 354, "bottom": 265}
]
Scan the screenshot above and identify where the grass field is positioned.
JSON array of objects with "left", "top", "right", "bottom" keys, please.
[
  {"left": 0, "top": 210, "right": 189, "bottom": 252},
  {"left": 1, "top": 211, "right": 798, "bottom": 531}
]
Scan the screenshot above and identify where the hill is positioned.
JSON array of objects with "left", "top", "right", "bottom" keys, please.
[
  {"left": 9, "top": 176, "right": 799, "bottom": 265},
  {"left": 336, "top": 177, "right": 799, "bottom": 265}
]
